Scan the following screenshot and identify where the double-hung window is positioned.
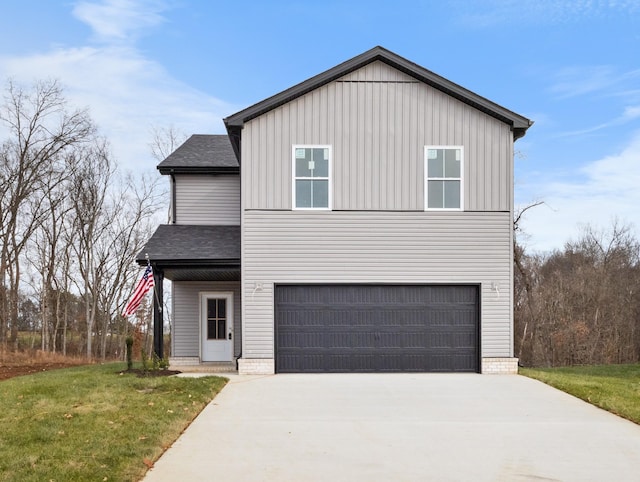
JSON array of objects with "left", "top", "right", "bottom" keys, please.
[
  {"left": 425, "top": 146, "right": 463, "bottom": 210},
  {"left": 293, "top": 145, "right": 331, "bottom": 209}
]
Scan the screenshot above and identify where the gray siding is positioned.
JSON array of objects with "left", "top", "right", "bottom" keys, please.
[
  {"left": 171, "top": 281, "right": 241, "bottom": 357},
  {"left": 242, "top": 60, "right": 512, "bottom": 212},
  {"left": 239, "top": 60, "right": 516, "bottom": 364},
  {"left": 175, "top": 174, "right": 240, "bottom": 225},
  {"left": 241, "top": 211, "right": 512, "bottom": 359}
]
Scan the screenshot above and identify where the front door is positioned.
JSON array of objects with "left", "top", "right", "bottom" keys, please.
[{"left": 201, "top": 292, "right": 234, "bottom": 362}]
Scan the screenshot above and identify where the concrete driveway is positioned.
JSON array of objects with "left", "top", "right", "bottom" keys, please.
[{"left": 143, "top": 374, "right": 640, "bottom": 481}]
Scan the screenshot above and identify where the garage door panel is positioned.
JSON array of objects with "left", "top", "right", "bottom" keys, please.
[{"left": 275, "top": 285, "right": 479, "bottom": 373}]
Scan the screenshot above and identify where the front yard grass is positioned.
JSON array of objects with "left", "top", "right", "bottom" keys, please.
[
  {"left": 0, "top": 363, "right": 227, "bottom": 481},
  {"left": 520, "top": 363, "right": 640, "bottom": 425}
]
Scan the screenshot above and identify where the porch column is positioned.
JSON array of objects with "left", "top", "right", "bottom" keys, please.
[{"left": 153, "top": 267, "right": 164, "bottom": 359}]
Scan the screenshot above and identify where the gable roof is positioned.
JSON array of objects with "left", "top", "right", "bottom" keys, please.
[
  {"left": 224, "top": 46, "right": 533, "bottom": 159},
  {"left": 157, "top": 134, "right": 239, "bottom": 174}
]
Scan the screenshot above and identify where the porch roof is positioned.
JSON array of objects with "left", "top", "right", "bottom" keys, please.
[{"left": 137, "top": 224, "right": 240, "bottom": 281}]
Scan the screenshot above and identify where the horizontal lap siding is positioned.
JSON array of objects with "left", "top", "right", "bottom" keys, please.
[
  {"left": 172, "top": 281, "right": 242, "bottom": 357},
  {"left": 242, "top": 211, "right": 511, "bottom": 359},
  {"left": 175, "top": 175, "right": 240, "bottom": 225}
]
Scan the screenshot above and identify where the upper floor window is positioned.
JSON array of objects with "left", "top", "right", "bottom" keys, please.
[
  {"left": 425, "top": 146, "right": 463, "bottom": 210},
  {"left": 293, "top": 145, "right": 331, "bottom": 209}
]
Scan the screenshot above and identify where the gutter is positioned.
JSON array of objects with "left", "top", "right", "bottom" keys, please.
[{"left": 170, "top": 170, "right": 177, "bottom": 224}]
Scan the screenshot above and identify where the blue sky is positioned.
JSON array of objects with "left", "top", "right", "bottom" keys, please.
[{"left": 1, "top": 0, "right": 639, "bottom": 252}]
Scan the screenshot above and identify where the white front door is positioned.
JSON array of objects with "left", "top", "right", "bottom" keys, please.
[{"left": 201, "top": 292, "right": 234, "bottom": 362}]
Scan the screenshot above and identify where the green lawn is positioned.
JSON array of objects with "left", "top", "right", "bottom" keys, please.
[
  {"left": 0, "top": 363, "right": 227, "bottom": 481},
  {"left": 520, "top": 364, "right": 640, "bottom": 424}
]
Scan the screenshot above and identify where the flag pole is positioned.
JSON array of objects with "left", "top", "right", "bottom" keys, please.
[{"left": 146, "top": 253, "right": 162, "bottom": 314}]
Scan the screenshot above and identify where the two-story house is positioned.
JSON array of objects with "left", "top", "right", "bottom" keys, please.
[{"left": 139, "top": 46, "right": 532, "bottom": 375}]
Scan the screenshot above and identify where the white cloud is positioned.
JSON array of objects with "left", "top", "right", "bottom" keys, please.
[
  {"left": 546, "top": 64, "right": 640, "bottom": 138},
  {"left": 518, "top": 132, "right": 640, "bottom": 252},
  {"left": 622, "top": 105, "right": 640, "bottom": 120},
  {"left": 73, "top": 0, "right": 168, "bottom": 43},
  {"left": 549, "top": 66, "right": 640, "bottom": 99},
  {"left": 0, "top": 0, "right": 236, "bottom": 172},
  {"left": 555, "top": 104, "right": 640, "bottom": 137},
  {"left": 550, "top": 66, "right": 618, "bottom": 98}
]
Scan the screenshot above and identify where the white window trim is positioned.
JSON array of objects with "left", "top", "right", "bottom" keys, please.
[
  {"left": 292, "top": 144, "right": 332, "bottom": 210},
  {"left": 424, "top": 145, "right": 464, "bottom": 211}
]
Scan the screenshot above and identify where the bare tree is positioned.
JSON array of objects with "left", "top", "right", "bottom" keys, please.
[
  {"left": 0, "top": 79, "right": 94, "bottom": 348},
  {"left": 0, "top": 79, "right": 166, "bottom": 358},
  {"left": 149, "top": 125, "right": 186, "bottom": 162},
  {"left": 513, "top": 201, "right": 544, "bottom": 360},
  {"left": 93, "top": 172, "right": 163, "bottom": 360},
  {"left": 515, "top": 220, "right": 640, "bottom": 367},
  {"left": 68, "top": 141, "right": 115, "bottom": 358}
]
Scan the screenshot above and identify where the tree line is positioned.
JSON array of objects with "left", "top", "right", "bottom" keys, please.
[
  {"left": 515, "top": 220, "right": 640, "bottom": 367},
  {"left": 0, "top": 79, "right": 165, "bottom": 359}
]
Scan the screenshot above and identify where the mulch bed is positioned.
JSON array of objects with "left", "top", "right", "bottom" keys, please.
[
  {"left": 0, "top": 363, "right": 84, "bottom": 381},
  {"left": 0, "top": 363, "right": 182, "bottom": 381}
]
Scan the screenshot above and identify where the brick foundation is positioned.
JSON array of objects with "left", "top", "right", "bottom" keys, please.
[
  {"left": 168, "top": 357, "right": 200, "bottom": 367},
  {"left": 238, "top": 358, "right": 275, "bottom": 375},
  {"left": 482, "top": 357, "right": 519, "bottom": 374},
  {"left": 168, "top": 357, "right": 237, "bottom": 373}
]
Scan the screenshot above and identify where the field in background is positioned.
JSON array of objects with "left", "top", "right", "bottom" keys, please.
[{"left": 0, "top": 348, "right": 89, "bottom": 380}]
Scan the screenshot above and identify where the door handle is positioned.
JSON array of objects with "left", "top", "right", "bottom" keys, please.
[{"left": 228, "top": 332, "right": 232, "bottom": 340}]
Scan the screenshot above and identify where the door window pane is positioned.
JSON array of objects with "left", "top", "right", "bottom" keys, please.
[
  {"left": 207, "top": 299, "right": 216, "bottom": 318},
  {"left": 207, "top": 319, "right": 217, "bottom": 340},
  {"left": 217, "top": 319, "right": 226, "bottom": 340}
]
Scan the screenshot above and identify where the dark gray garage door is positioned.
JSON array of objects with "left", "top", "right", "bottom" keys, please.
[{"left": 275, "top": 284, "right": 479, "bottom": 373}]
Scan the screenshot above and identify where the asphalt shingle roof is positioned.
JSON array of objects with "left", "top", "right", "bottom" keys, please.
[
  {"left": 136, "top": 224, "right": 240, "bottom": 265},
  {"left": 157, "top": 135, "right": 239, "bottom": 174}
]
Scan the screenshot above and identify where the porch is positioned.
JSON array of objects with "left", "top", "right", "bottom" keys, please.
[{"left": 136, "top": 224, "right": 241, "bottom": 362}]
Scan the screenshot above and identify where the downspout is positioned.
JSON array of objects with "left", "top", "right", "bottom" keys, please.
[{"left": 170, "top": 170, "right": 177, "bottom": 224}]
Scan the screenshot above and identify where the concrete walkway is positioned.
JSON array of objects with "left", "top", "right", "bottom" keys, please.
[{"left": 143, "top": 374, "right": 640, "bottom": 481}]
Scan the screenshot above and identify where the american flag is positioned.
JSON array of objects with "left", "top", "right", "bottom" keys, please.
[{"left": 122, "top": 265, "right": 155, "bottom": 317}]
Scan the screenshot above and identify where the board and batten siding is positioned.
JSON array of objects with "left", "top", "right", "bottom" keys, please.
[
  {"left": 175, "top": 174, "right": 240, "bottom": 225},
  {"left": 171, "top": 281, "right": 241, "bottom": 358},
  {"left": 241, "top": 211, "right": 512, "bottom": 359},
  {"left": 242, "top": 60, "right": 513, "bottom": 212}
]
